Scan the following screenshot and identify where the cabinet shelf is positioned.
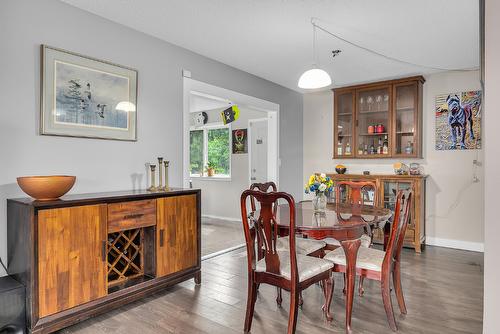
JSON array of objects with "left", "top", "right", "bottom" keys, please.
[{"left": 359, "top": 132, "right": 389, "bottom": 136}]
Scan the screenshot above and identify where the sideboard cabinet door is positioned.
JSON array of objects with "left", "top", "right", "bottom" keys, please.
[
  {"left": 37, "top": 204, "right": 107, "bottom": 318},
  {"left": 156, "top": 195, "right": 198, "bottom": 277}
]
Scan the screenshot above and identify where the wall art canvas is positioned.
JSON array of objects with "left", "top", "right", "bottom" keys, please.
[
  {"left": 232, "top": 128, "right": 248, "bottom": 154},
  {"left": 41, "top": 45, "right": 138, "bottom": 141},
  {"left": 435, "top": 90, "right": 482, "bottom": 150}
]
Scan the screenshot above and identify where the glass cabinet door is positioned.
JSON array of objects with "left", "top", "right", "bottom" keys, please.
[
  {"left": 394, "top": 83, "right": 418, "bottom": 156},
  {"left": 335, "top": 91, "right": 354, "bottom": 157},
  {"left": 356, "top": 86, "right": 391, "bottom": 157}
]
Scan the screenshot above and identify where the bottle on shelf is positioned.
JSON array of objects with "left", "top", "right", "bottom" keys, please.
[
  {"left": 337, "top": 140, "right": 343, "bottom": 155},
  {"left": 377, "top": 137, "right": 383, "bottom": 154},
  {"left": 364, "top": 143, "right": 368, "bottom": 155},
  {"left": 383, "top": 135, "right": 389, "bottom": 154},
  {"left": 345, "top": 142, "right": 351, "bottom": 155},
  {"left": 370, "top": 140, "right": 375, "bottom": 154},
  {"left": 358, "top": 143, "right": 364, "bottom": 155},
  {"left": 405, "top": 141, "right": 413, "bottom": 154}
]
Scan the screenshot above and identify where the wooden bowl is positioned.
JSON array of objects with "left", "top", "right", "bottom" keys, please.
[{"left": 16, "top": 175, "right": 76, "bottom": 200}]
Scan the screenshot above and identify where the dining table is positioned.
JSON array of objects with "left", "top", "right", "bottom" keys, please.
[{"left": 274, "top": 200, "right": 392, "bottom": 333}]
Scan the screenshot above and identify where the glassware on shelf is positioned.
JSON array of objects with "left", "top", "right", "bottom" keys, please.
[
  {"left": 376, "top": 95, "right": 382, "bottom": 110},
  {"left": 359, "top": 97, "right": 365, "bottom": 110},
  {"left": 345, "top": 142, "right": 352, "bottom": 155},
  {"left": 367, "top": 96, "right": 374, "bottom": 111},
  {"left": 337, "top": 140, "right": 343, "bottom": 155},
  {"left": 405, "top": 141, "right": 414, "bottom": 154}
]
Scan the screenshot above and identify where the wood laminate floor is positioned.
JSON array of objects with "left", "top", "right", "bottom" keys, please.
[
  {"left": 201, "top": 217, "right": 245, "bottom": 257},
  {"left": 59, "top": 245, "right": 483, "bottom": 334}
]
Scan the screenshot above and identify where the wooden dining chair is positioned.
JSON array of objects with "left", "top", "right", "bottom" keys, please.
[
  {"left": 324, "top": 180, "right": 379, "bottom": 251},
  {"left": 324, "top": 190, "right": 412, "bottom": 331},
  {"left": 241, "top": 189, "right": 334, "bottom": 334},
  {"left": 249, "top": 182, "right": 326, "bottom": 306}
]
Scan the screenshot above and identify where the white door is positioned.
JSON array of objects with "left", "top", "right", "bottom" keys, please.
[{"left": 249, "top": 119, "right": 268, "bottom": 184}]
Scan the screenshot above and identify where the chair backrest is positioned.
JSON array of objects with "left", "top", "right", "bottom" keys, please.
[
  {"left": 335, "top": 180, "right": 378, "bottom": 206},
  {"left": 241, "top": 189, "right": 298, "bottom": 283},
  {"left": 249, "top": 182, "right": 277, "bottom": 212},
  {"left": 382, "top": 190, "right": 412, "bottom": 272}
]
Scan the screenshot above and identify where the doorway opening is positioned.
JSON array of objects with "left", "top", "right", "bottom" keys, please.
[{"left": 183, "top": 78, "right": 279, "bottom": 259}]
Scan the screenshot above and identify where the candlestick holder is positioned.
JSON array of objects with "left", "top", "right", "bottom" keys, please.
[
  {"left": 147, "top": 164, "right": 157, "bottom": 191},
  {"left": 157, "top": 157, "right": 164, "bottom": 189},
  {"left": 163, "top": 160, "right": 170, "bottom": 191}
]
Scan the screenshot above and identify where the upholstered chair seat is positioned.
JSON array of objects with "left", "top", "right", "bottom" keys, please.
[
  {"left": 256, "top": 251, "right": 334, "bottom": 282},
  {"left": 323, "top": 234, "right": 372, "bottom": 248},
  {"left": 324, "top": 246, "right": 385, "bottom": 271},
  {"left": 276, "top": 236, "right": 326, "bottom": 255}
]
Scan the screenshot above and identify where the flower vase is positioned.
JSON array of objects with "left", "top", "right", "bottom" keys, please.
[{"left": 313, "top": 192, "right": 327, "bottom": 212}]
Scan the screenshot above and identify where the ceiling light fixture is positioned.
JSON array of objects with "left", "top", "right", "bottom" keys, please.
[{"left": 298, "top": 19, "right": 332, "bottom": 89}]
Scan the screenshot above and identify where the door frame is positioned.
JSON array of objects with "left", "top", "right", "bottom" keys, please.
[
  {"left": 248, "top": 116, "right": 278, "bottom": 186},
  {"left": 183, "top": 77, "right": 280, "bottom": 188}
]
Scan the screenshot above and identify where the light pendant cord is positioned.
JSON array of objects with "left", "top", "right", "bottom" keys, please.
[{"left": 311, "top": 18, "right": 478, "bottom": 72}]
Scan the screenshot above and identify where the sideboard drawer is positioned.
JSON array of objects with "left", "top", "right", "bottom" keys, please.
[{"left": 108, "top": 199, "right": 156, "bottom": 233}]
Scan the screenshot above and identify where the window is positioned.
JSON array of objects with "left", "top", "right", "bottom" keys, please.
[{"left": 190, "top": 124, "right": 231, "bottom": 178}]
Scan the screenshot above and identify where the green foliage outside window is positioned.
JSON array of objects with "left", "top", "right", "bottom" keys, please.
[
  {"left": 208, "top": 128, "right": 230, "bottom": 175},
  {"left": 189, "top": 126, "right": 230, "bottom": 176},
  {"left": 190, "top": 130, "right": 203, "bottom": 175}
]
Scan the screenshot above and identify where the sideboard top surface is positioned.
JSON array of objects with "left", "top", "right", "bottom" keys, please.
[{"left": 8, "top": 188, "right": 200, "bottom": 209}]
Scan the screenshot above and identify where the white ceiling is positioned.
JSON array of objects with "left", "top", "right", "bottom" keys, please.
[{"left": 60, "top": 0, "right": 479, "bottom": 92}]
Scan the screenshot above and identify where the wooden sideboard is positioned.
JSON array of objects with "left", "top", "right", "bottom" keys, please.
[
  {"left": 7, "top": 189, "right": 201, "bottom": 334},
  {"left": 327, "top": 174, "right": 426, "bottom": 252}
]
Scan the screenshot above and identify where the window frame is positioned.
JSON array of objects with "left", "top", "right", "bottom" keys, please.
[{"left": 189, "top": 122, "right": 232, "bottom": 180}]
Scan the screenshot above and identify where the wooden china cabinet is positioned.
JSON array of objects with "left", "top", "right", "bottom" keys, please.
[{"left": 333, "top": 76, "right": 425, "bottom": 159}]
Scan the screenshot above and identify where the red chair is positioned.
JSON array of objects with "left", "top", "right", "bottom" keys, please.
[
  {"left": 324, "top": 190, "right": 412, "bottom": 331},
  {"left": 241, "top": 189, "right": 334, "bottom": 334}
]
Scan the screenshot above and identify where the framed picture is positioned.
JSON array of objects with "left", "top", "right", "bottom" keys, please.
[
  {"left": 435, "top": 90, "right": 482, "bottom": 150},
  {"left": 40, "top": 45, "right": 138, "bottom": 141},
  {"left": 232, "top": 128, "right": 248, "bottom": 154}
]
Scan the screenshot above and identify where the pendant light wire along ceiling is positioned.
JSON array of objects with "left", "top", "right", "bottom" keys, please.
[{"left": 310, "top": 18, "right": 478, "bottom": 72}]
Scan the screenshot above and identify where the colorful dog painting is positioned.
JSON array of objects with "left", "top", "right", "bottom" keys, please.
[{"left": 435, "top": 91, "right": 481, "bottom": 150}]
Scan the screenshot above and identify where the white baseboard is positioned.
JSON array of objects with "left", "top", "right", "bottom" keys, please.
[
  {"left": 202, "top": 214, "right": 240, "bottom": 222},
  {"left": 426, "top": 237, "right": 484, "bottom": 252}
]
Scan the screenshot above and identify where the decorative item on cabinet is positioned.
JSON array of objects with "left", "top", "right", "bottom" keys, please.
[
  {"left": 394, "top": 162, "right": 410, "bottom": 175},
  {"left": 16, "top": 175, "right": 76, "bottom": 200},
  {"left": 147, "top": 157, "right": 171, "bottom": 191},
  {"left": 410, "top": 163, "right": 422, "bottom": 175},
  {"left": 147, "top": 164, "right": 157, "bottom": 191},
  {"left": 158, "top": 157, "right": 164, "bottom": 189},
  {"left": 335, "top": 164, "right": 347, "bottom": 174},
  {"left": 164, "top": 160, "right": 170, "bottom": 190}
]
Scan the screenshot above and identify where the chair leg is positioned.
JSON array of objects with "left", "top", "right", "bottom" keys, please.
[
  {"left": 393, "top": 263, "right": 407, "bottom": 314},
  {"left": 276, "top": 287, "right": 283, "bottom": 306},
  {"left": 358, "top": 276, "right": 365, "bottom": 296},
  {"left": 322, "top": 277, "right": 334, "bottom": 321},
  {"left": 287, "top": 288, "right": 300, "bottom": 334},
  {"left": 244, "top": 280, "right": 258, "bottom": 333},
  {"left": 381, "top": 277, "right": 397, "bottom": 331}
]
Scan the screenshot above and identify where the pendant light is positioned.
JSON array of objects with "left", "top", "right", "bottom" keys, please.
[{"left": 298, "top": 21, "right": 332, "bottom": 89}]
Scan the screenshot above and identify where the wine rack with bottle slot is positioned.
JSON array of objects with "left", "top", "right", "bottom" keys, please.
[{"left": 333, "top": 76, "right": 425, "bottom": 159}]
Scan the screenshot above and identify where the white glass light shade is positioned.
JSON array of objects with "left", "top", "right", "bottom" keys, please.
[
  {"left": 116, "top": 101, "right": 136, "bottom": 112},
  {"left": 298, "top": 68, "right": 332, "bottom": 89}
]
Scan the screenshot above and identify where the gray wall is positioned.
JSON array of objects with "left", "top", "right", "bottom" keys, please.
[
  {"left": 0, "top": 0, "right": 303, "bottom": 276},
  {"left": 484, "top": 0, "right": 500, "bottom": 332}
]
